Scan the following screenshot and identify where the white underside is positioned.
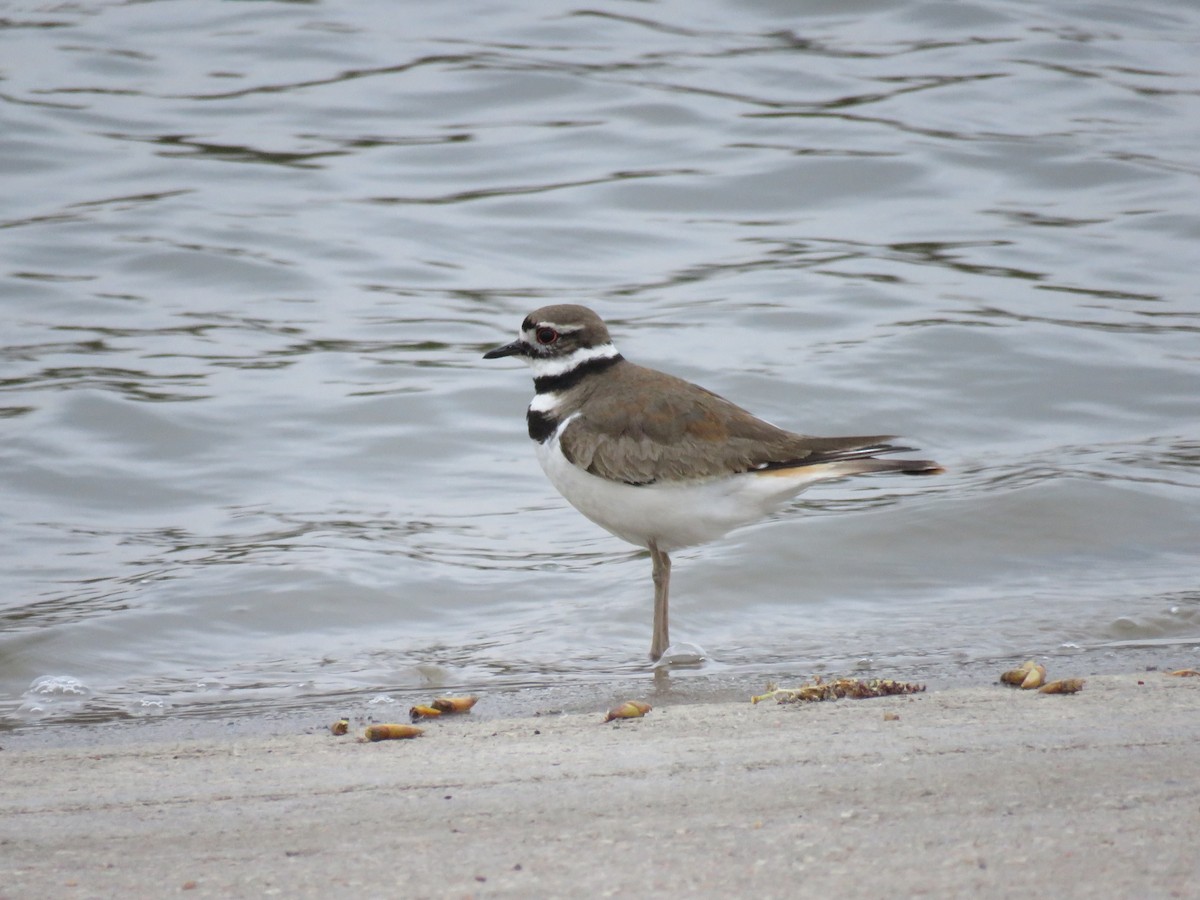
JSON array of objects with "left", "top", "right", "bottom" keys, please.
[{"left": 535, "top": 427, "right": 844, "bottom": 552}]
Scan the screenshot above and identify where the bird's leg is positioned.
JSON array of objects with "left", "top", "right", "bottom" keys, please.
[{"left": 649, "top": 540, "right": 671, "bottom": 661}]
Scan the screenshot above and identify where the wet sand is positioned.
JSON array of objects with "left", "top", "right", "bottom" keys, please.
[{"left": 2, "top": 673, "right": 1197, "bottom": 898}]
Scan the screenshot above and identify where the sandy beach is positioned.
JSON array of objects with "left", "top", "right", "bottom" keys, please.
[{"left": 2, "top": 672, "right": 1197, "bottom": 898}]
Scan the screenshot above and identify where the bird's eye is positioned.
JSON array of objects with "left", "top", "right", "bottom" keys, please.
[{"left": 535, "top": 327, "right": 558, "bottom": 345}]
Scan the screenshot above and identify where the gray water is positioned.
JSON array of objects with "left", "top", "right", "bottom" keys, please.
[{"left": 3, "top": 0, "right": 1199, "bottom": 736}]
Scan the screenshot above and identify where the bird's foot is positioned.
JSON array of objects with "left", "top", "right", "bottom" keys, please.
[{"left": 651, "top": 642, "right": 707, "bottom": 669}]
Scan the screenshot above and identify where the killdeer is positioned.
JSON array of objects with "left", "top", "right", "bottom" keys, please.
[{"left": 484, "top": 305, "right": 943, "bottom": 662}]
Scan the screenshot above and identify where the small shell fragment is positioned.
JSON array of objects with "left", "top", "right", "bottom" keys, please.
[
  {"left": 1020, "top": 664, "right": 1047, "bottom": 690},
  {"left": 1039, "top": 678, "right": 1085, "bottom": 695},
  {"left": 1000, "top": 660, "right": 1039, "bottom": 686},
  {"left": 604, "top": 700, "right": 652, "bottom": 722},
  {"left": 430, "top": 696, "right": 478, "bottom": 714},
  {"left": 410, "top": 705, "right": 443, "bottom": 721},
  {"left": 363, "top": 724, "right": 424, "bottom": 742},
  {"left": 330, "top": 718, "right": 349, "bottom": 736},
  {"left": 1168, "top": 669, "right": 1200, "bottom": 677}
]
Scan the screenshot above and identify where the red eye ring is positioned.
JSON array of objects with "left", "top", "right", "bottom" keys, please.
[{"left": 535, "top": 327, "right": 558, "bottom": 345}]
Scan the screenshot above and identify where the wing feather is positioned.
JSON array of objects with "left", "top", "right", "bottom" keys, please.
[{"left": 557, "top": 363, "right": 907, "bottom": 484}]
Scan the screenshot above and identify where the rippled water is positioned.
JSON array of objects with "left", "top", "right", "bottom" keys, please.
[{"left": 3, "top": 0, "right": 1199, "bottom": 735}]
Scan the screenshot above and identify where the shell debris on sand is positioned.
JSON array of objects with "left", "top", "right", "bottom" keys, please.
[
  {"left": 751, "top": 677, "right": 924, "bottom": 704},
  {"left": 1039, "top": 678, "right": 1085, "bottom": 695},
  {"left": 1000, "top": 660, "right": 1046, "bottom": 689},
  {"left": 603, "top": 700, "right": 652, "bottom": 722},
  {"left": 361, "top": 724, "right": 424, "bottom": 742},
  {"left": 411, "top": 695, "right": 478, "bottom": 721},
  {"left": 1001, "top": 661, "right": 1084, "bottom": 694},
  {"left": 431, "top": 695, "right": 478, "bottom": 713}
]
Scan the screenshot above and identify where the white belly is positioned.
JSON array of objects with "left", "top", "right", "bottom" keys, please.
[{"left": 535, "top": 434, "right": 834, "bottom": 552}]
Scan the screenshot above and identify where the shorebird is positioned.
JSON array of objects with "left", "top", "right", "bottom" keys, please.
[{"left": 484, "top": 305, "right": 943, "bottom": 661}]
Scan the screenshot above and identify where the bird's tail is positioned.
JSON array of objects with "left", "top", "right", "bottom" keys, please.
[
  {"left": 755, "top": 457, "right": 944, "bottom": 481},
  {"left": 825, "top": 457, "right": 945, "bottom": 477},
  {"left": 757, "top": 437, "right": 944, "bottom": 479}
]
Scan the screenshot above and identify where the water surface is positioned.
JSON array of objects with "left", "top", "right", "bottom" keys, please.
[{"left": 2, "top": 0, "right": 1198, "bottom": 736}]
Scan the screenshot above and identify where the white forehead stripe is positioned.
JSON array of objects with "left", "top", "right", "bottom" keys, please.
[
  {"left": 532, "top": 320, "right": 583, "bottom": 334},
  {"left": 528, "top": 342, "right": 619, "bottom": 378}
]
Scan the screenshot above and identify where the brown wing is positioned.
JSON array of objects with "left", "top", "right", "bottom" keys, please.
[{"left": 557, "top": 362, "right": 905, "bottom": 484}]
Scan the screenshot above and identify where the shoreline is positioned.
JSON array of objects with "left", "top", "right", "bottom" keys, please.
[
  {"left": 3, "top": 672, "right": 1197, "bottom": 897},
  {"left": 5, "top": 643, "right": 1189, "bottom": 751}
]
